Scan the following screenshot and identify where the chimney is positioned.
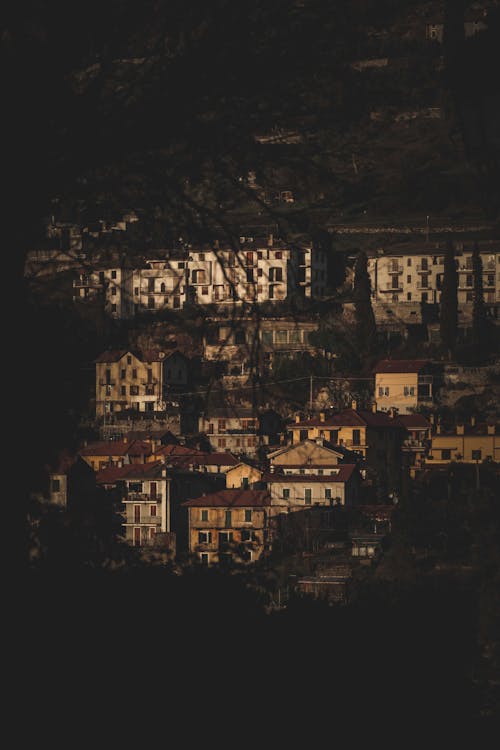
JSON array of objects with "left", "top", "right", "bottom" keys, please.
[
  {"left": 456, "top": 423, "right": 464, "bottom": 435},
  {"left": 295, "top": 414, "right": 301, "bottom": 423},
  {"left": 320, "top": 412, "right": 325, "bottom": 422},
  {"left": 372, "top": 403, "right": 377, "bottom": 413},
  {"left": 470, "top": 416, "right": 476, "bottom": 427},
  {"left": 270, "top": 465, "right": 275, "bottom": 473},
  {"left": 161, "top": 467, "right": 167, "bottom": 477},
  {"left": 268, "top": 233, "right": 273, "bottom": 247},
  {"left": 351, "top": 400, "right": 357, "bottom": 411},
  {"left": 487, "top": 424, "right": 495, "bottom": 435},
  {"left": 429, "top": 414, "right": 434, "bottom": 425},
  {"left": 436, "top": 423, "right": 441, "bottom": 434}
]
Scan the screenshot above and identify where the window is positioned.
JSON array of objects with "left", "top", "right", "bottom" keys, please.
[
  {"left": 111, "top": 286, "right": 117, "bottom": 296},
  {"left": 120, "top": 369, "right": 126, "bottom": 379},
  {"left": 276, "top": 330, "right": 287, "bottom": 344},
  {"left": 421, "top": 293, "right": 428, "bottom": 302},
  {"left": 198, "top": 531, "right": 212, "bottom": 544},
  {"left": 201, "top": 286, "right": 209, "bottom": 295},
  {"left": 200, "top": 553, "right": 209, "bottom": 564},
  {"left": 218, "top": 419, "right": 226, "bottom": 433},
  {"left": 130, "top": 385, "right": 139, "bottom": 395},
  {"left": 275, "top": 251, "right": 282, "bottom": 259},
  {"left": 352, "top": 429, "right": 361, "bottom": 446},
  {"left": 148, "top": 297, "right": 155, "bottom": 309},
  {"left": 441, "top": 449, "right": 451, "bottom": 460},
  {"left": 329, "top": 430, "right": 339, "bottom": 443},
  {"left": 219, "top": 531, "right": 233, "bottom": 544},
  {"left": 472, "top": 450, "right": 482, "bottom": 461},
  {"left": 407, "top": 258, "right": 412, "bottom": 267},
  {"left": 304, "top": 489, "right": 312, "bottom": 505},
  {"left": 111, "top": 304, "right": 117, "bottom": 313},
  {"left": 244, "top": 509, "right": 252, "bottom": 522},
  {"left": 421, "top": 258, "right": 428, "bottom": 271},
  {"left": 201, "top": 509, "right": 209, "bottom": 521},
  {"left": 325, "top": 488, "right": 332, "bottom": 500},
  {"left": 132, "top": 369, "right": 137, "bottom": 379},
  {"left": 173, "top": 297, "right": 180, "bottom": 309},
  {"left": 51, "top": 478, "right": 60, "bottom": 492},
  {"left": 283, "top": 488, "right": 290, "bottom": 500},
  {"left": 407, "top": 292, "right": 412, "bottom": 301},
  {"left": 246, "top": 268, "right": 254, "bottom": 283},
  {"left": 378, "top": 386, "right": 384, "bottom": 396},
  {"left": 466, "top": 274, "right": 473, "bottom": 287},
  {"left": 134, "top": 287, "right": 139, "bottom": 296},
  {"left": 241, "top": 529, "right": 253, "bottom": 542},
  {"left": 150, "top": 505, "right": 157, "bottom": 517},
  {"left": 111, "top": 270, "right": 117, "bottom": 279},
  {"left": 224, "top": 511, "right": 232, "bottom": 527},
  {"left": 407, "top": 275, "right": 411, "bottom": 283},
  {"left": 121, "top": 386, "right": 126, "bottom": 396},
  {"left": 178, "top": 262, "right": 185, "bottom": 269},
  {"left": 127, "top": 356, "right": 132, "bottom": 365},
  {"left": 318, "top": 469, "right": 324, "bottom": 475},
  {"left": 149, "top": 527, "right": 156, "bottom": 540},
  {"left": 134, "top": 505, "right": 141, "bottom": 523}
]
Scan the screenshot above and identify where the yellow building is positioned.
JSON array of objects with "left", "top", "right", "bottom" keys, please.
[
  {"left": 95, "top": 348, "right": 188, "bottom": 419},
  {"left": 426, "top": 420, "right": 499, "bottom": 464},
  {"left": 224, "top": 462, "right": 263, "bottom": 489},
  {"left": 373, "top": 359, "right": 434, "bottom": 414},
  {"left": 289, "top": 405, "right": 404, "bottom": 490},
  {"left": 79, "top": 439, "right": 154, "bottom": 471},
  {"left": 183, "top": 489, "right": 271, "bottom": 564}
]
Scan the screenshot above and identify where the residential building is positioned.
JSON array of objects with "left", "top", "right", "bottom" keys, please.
[
  {"left": 264, "top": 463, "right": 359, "bottom": 510},
  {"left": 426, "top": 419, "right": 500, "bottom": 464},
  {"left": 398, "top": 413, "right": 432, "bottom": 470},
  {"left": 373, "top": 359, "right": 434, "bottom": 413},
  {"left": 224, "top": 462, "right": 263, "bottom": 489},
  {"left": 79, "top": 439, "right": 154, "bottom": 471},
  {"left": 199, "top": 407, "right": 267, "bottom": 456},
  {"left": 267, "top": 438, "right": 347, "bottom": 469},
  {"left": 183, "top": 489, "right": 271, "bottom": 564},
  {"left": 365, "top": 242, "right": 500, "bottom": 326},
  {"left": 94, "top": 348, "right": 189, "bottom": 419},
  {"left": 289, "top": 405, "right": 405, "bottom": 490}
]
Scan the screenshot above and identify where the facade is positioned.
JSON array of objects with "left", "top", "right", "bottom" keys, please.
[
  {"left": 264, "top": 464, "right": 359, "bottom": 510},
  {"left": 100, "top": 462, "right": 170, "bottom": 547},
  {"left": 366, "top": 242, "right": 500, "bottom": 323},
  {"left": 202, "top": 315, "right": 320, "bottom": 375},
  {"left": 399, "top": 413, "right": 432, "bottom": 470},
  {"left": 94, "top": 349, "right": 189, "bottom": 419},
  {"left": 183, "top": 489, "right": 271, "bottom": 564},
  {"left": 267, "top": 439, "right": 346, "bottom": 468},
  {"left": 289, "top": 406, "right": 404, "bottom": 490},
  {"left": 199, "top": 408, "right": 267, "bottom": 456},
  {"left": 373, "top": 359, "right": 434, "bottom": 413},
  {"left": 426, "top": 420, "right": 500, "bottom": 465}
]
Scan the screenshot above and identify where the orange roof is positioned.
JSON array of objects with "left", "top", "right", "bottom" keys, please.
[
  {"left": 373, "top": 359, "right": 430, "bottom": 374},
  {"left": 79, "top": 440, "right": 152, "bottom": 457}
]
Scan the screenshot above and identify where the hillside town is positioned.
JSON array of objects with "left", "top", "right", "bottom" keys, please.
[{"left": 16, "top": 0, "right": 500, "bottom": 719}]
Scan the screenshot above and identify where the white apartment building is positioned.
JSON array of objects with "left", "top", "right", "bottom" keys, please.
[
  {"left": 367, "top": 242, "right": 500, "bottom": 313},
  {"left": 71, "top": 236, "right": 328, "bottom": 318}
]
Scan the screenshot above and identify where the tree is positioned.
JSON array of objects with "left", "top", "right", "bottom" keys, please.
[
  {"left": 353, "top": 251, "right": 377, "bottom": 356},
  {"left": 472, "top": 242, "right": 489, "bottom": 361},
  {"left": 439, "top": 240, "right": 458, "bottom": 358}
]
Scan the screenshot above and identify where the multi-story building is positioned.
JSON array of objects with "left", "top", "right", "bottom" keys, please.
[
  {"left": 95, "top": 348, "right": 189, "bottom": 419},
  {"left": 366, "top": 241, "right": 500, "bottom": 324},
  {"left": 289, "top": 405, "right": 405, "bottom": 490},
  {"left": 373, "top": 359, "right": 434, "bottom": 414},
  {"left": 425, "top": 419, "right": 500, "bottom": 465},
  {"left": 264, "top": 464, "right": 359, "bottom": 510},
  {"left": 199, "top": 407, "right": 267, "bottom": 457},
  {"left": 182, "top": 489, "right": 271, "bottom": 564}
]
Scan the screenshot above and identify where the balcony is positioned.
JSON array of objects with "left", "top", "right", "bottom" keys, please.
[
  {"left": 125, "top": 492, "right": 163, "bottom": 502},
  {"left": 99, "top": 379, "right": 116, "bottom": 386},
  {"left": 387, "top": 265, "right": 403, "bottom": 274},
  {"left": 416, "top": 265, "right": 431, "bottom": 273},
  {"left": 380, "top": 284, "right": 403, "bottom": 292},
  {"left": 416, "top": 282, "right": 431, "bottom": 290},
  {"left": 140, "top": 378, "right": 158, "bottom": 385}
]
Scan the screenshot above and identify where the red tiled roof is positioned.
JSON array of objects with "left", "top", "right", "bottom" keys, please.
[
  {"left": 182, "top": 489, "right": 271, "bottom": 508},
  {"left": 263, "top": 465, "right": 357, "bottom": 483},
  {"left": 155, "top": 444, "right": 205, "bottom": 458},
  {"left": 96, "top": 461, "right": 165, "bottom": 484},
  {"left": 397, "top": 414, "right": 431, "bottom": 429},
  {"left": 79, "top": 440, "right": 152, "bottom": 457},
  {"left": 373, "top": 359, "right": 430, "bottom": 374},
  {"left": 94, "top": 349, "right": 131, "bottom": 363}
]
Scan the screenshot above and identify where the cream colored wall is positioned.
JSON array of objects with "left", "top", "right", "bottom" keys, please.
[
  {"left": 427, "top": 433, "right": 499, "bottom": 463},
  {"left": 375, "top": 372, "right": 419, "bottom": 413},
  {"left": 225, "top": 464, "right": 263, "bottom": 488},
  {"left": 95, "top": 353, "right": 162, "bottom": 417},
  {"left": 271, "top": 442, "right": 342, "bottom": 466}
]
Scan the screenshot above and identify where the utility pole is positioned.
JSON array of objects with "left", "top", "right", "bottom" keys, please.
[{"left": 309, "top": 374, "right": 313, "bottom": 413}]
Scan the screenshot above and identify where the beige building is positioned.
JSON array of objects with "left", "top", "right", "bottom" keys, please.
[
  {"left": 264, "top": 464, "right": 359, "bottom": 509},
  {"left": 366, "top": 242, "right": 500, "bottom": 324},
  {"left": 199, "top": 407, "right": 266, "bottom": 457},
  {"left": 373, "top": 359, "right": 434, "bottom": 414},
  {"left": 426, "top": 420, "right": 500, "bottom": 465},
  {"left": 224, "top": 462, "right": 263, "bottom": 489},
  {"left": 95, "top": 348, "right": 189, "bottom": 419},
  {"left": 183, "top": 489, "right": 271, "bottom": 564}
]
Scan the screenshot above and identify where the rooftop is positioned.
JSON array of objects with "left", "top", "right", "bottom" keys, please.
[{"left": 182, "top": 489, "right": 271, "bottom": 508}]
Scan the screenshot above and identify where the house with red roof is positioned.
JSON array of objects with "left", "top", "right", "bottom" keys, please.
[
  {"left": 263, "top": 463, "right": 359, "bottom": 510},
  {"left": 373, "top": 359, "right": 434, "bottom": 414},
  {"left": 289, "top": 403, "right": 405, "bottom": 492},
  {"left": 182, "top": 489, "right": 271, "bottom": 565}
]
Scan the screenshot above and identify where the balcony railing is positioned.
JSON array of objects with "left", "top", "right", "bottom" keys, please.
[
  {"left": 387, "top": 265, "right": 403, "bottom": 274},
  {"left": 99, "top": 379, "right": 116, "bottom": 386},
  {"left": 125, "top": 492, "right": 163, "bottom": 502},
  {"left": 140, "top": 378, "right": 158, "bottom": 385},
  {"left": 416, "top": 265, "right": 431, "bottom": 273}
]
